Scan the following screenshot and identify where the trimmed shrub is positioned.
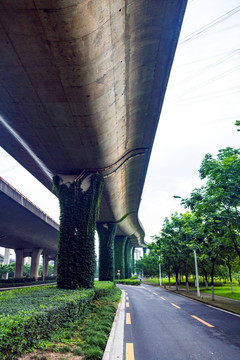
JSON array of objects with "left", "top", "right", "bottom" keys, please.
[
  {"left": 0, "top": 286, "right": 94, "bottom": 359},
  {"left": 115, "top": 279, "right": 140, "bottom": 286}
]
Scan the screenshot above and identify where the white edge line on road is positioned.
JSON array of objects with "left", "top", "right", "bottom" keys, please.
[
  {"left": 102, "top": 289, "right": 125, "bottom": 360},
  {"left": 143, "top": 284, "right": 240, "bottom": 318},
  {"left": 206, "top": 304, "right": 240, "bottom": 317}
]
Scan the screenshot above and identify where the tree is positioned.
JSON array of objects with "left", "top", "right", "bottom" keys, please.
[
  {"left": 199, "top": 147, "right": 240, "bottom": 258},
  {"left": 153, "top": 213, "right": 195, "bottom": 291},
  {"left": 135, "top": 251, "right": 159, "bottom": 278},
  {"left": 183, "top": 187, "right": 227, "bottom": 300}
]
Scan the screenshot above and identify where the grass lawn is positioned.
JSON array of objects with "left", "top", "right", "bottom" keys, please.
[
  {"left": 146, "top": 278, "right": 240, "bottom": 301},
  {"left": 202, "top": 284, "right": 240, "bottom": 301}
]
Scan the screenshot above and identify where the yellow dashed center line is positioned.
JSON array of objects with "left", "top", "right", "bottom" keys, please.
[
  {"left": 126, "top": 302, "right": 130, "bottom": 308},
  {"left": 171, "top": 303, "right": 181, "bottom": 309},
  {"left": 160, "top": 296, "right": 166, "bottom": 301},
  {"left": 153, "top": 292, "right": 158, "bottom": 296},
  {"left": 126, "top": 343, "right": 135, "bottom": 360},
  {"left": 126, "top": 296, "right": 129, "bottom": 301},
  {"left": 191, "top": 315, "right": 214, "bottom": 328},
  {"left": 126, "top": 313, "right": 131, "bottom": 324}
]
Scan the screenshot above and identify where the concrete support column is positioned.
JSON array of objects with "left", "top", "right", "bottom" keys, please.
[
  {"left": 97, "top": 223, "right": 117, "bottom": 281},
  {"left": 143, "top": 247, "right": 147, "bottom": 256},
  {"left": 53, "top": 257, "right": 57, "bottom": 277},
  {"left": 2, "top": 248, "right": 11, "bottom": 279},
  {"left": 30, "top": 248, "right": 43, "bottom": 279},
  {"left": 53, "top": 173, "right": 104, "bottom": 289},
  {"left": 114, "top": 236, "right": 127, "bottom": 279},
  {"left": 14, "top": 248, "right": 24, "bottom": 278},
  {"left": 124, "top": 239, "right": 132, "bottom": 279},
  {"left": 132, "top": 247, "right": 135, "bottom": 275},
  {"left": 43, "top": 254, "right": 49, "bottom": 279}
]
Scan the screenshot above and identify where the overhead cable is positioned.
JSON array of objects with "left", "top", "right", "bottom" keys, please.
[
  {"left": 175, "top": 49, "right": 240, "bottom": 87},
  {"left": 168, "top": 65, "right": 240, "bottom": 103},
  {"left": 179, "top": 5, "right": 240, "bottom": 46}
]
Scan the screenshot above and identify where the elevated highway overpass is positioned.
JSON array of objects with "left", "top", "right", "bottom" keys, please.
[
  {"left": 0, "top": 0, "right": 187, "bottom": 287},
  {"left": 0, "top": 177, "right": 58, "bottom": 278}
]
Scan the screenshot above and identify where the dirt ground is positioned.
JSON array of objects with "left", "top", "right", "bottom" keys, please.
[{"left": 18, "top": 349, "right": 83, "bottom": 360}]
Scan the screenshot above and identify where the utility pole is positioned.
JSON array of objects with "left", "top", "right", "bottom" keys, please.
[
  {"left": 159, "top": 255, "right": 162, "bottom": 286},
  {"left": 194, "top": 246, "right": 200, "bottom": 297}
]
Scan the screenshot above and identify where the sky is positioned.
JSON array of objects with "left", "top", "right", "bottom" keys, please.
[{"left": 0, "top": 0, "right": 240, "bottom": 254}]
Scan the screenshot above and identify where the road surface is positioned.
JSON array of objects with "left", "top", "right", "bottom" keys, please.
[{"left": 119, "top": 284, "right": 240, "bottom": 360}]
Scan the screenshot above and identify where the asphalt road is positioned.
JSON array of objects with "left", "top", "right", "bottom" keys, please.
[{"left": 119, "top": 284, "right": 240, "bottom": 360}]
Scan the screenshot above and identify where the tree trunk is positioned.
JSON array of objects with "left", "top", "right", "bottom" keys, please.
[
  {"left": 227, "top": 263, "right": 234, "bottom": 294},
  {"left": 184, "top": 261, "right": 189, "bottom": 293},
  {"left": 204, "top": 270, "right": 209, "bottom": 289},
  {"left": 168, "top": 270, "right": 171, "bottom": 288},
  {"left": 175, "top": 271, "right": 179, "bottom": 290},
  {"left": 211, "top": 263, "right": 215, "bottom": 301}
]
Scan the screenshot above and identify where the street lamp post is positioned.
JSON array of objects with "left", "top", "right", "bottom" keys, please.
[{"left": 194, "top": 246, "right": 200, "bottom": 297}]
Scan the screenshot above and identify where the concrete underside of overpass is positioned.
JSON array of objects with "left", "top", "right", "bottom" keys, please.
[
  {"left": 0, "top": 0, "right": 187, "bottom": 247},
  {"left": 0, "top": 178, "right": 58, "bottom": 257}
]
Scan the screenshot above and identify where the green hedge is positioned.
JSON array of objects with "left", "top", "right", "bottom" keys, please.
[
  {"left": 0, "top": 278, "right": 56, "bottom": 288},
  {"left": 0, "top": 285, "right": 95, "bottom": 359},
  {"left": 115, "top": 279, "right": 140, "bottom": 286}
]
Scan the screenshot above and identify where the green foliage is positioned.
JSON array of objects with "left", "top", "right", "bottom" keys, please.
[
  {"left": 84, "top": 346, "right": 103, "bottom": 359},
  {"left": 150, "top": 147, "right": 240, "bottom": 296},
  {"left": 53, "top": 173, "right": 104, "bottom": 289},
  {"left": 125, "top": 239, "right": 132, "bottom": 279},
  {"left": 114, "top": 236, "right": 127, "bottom": 279},
  {"left": 114, "top": 279, "right": 140, "bottom": 285},
  {"left": 0, "top": 286, "right": 94, "bottom": 359},
  {"left": 0, "top": 282, "right": 121, "bottom": 359},
  {"left": 202, "top": 284, "right": 240, "bottom": 300},
  {"left": 136, "top": 251, "right": 159, "bottom": 277},
  {"left": 0, "top": 277, "right": 55, "bottom": 288},
  {"left": 130, "top": 275, "right": 138, "bottom": 279},
  {"left": 97, "top": 223, "right": 116, "bottom": 281}
]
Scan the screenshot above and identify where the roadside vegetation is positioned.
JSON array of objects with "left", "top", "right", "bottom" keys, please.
[
  {"left": 137, "top": 147, "right": 240, "bottom": 301},
  {"left": 0, "top": 282, "right": 121, "bottom": 360},
  {"left": 145, "top": 277, "right": 240, "bottom": 301},
  {"left": 115, "top": 278, "right": 140, "bottom": 286},
  {"left": 0, "top": 263, "right": 55, "bottom": 281}
]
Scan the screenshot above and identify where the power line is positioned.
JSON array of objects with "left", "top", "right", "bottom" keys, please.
[
  {"left": 179, "top": 5, "right": 240, "bottom": 46},
  {"left": 175, "top": 49, "right": 240, "bottom": 87},
  {"left": 175, "top": 49, "right": 239, "bottom": 68},
  {"left": 168, "top": 65, "right": 240, "bottom": 103},
  {"left": 168, "top": 87, "right": 239, "bottom": 107}
]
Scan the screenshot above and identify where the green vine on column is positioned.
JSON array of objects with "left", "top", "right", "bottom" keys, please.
[
  {"left": 97, "top": 223, "right": 117, "bottom": 281},
  {"left": 53, "top": 173, "right": 104, "bottom": 289},
  {"left": 114, "top": 236, "right": 127, "bottom": 279},
  {"left": 125, "top": 239, "right": 132, "bottom": 279}
]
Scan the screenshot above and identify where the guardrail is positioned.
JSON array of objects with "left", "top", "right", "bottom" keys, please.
[{"left": 0, "top": 176, "right": 59, "bottom": 226}]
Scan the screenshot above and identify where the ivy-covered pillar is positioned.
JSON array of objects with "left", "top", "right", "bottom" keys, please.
[
  {"left": 132, "top": 247, "right": 135, "bottom": 275},
  {"left": 53, "top": 173, "right": 104, "bottom": 289},
  {"left": 143, "top": 247, "right": 147, "bottom": 257},
  {"left": 124, "top": 238, "right": 132, "bottom": 279},
  {"left": 114, "top": 235, "right": 127, "bottom": 279},
  {"left": 97, "top": 223, "right": 117, "bottom": 281}
]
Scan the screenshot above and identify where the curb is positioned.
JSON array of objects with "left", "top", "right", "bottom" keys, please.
[{"left": 103, "top": 290, "right": 125, "bottom": 360}]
